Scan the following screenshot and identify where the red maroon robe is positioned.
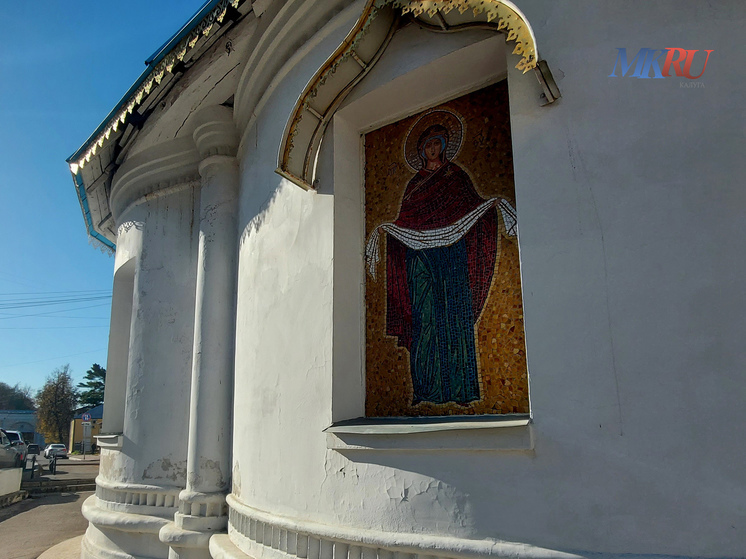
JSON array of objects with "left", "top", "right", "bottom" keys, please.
[{"left": 385, "top": 161, "right": 498, "bottom": 350}]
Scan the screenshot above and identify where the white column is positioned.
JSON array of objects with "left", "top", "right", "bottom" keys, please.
[{"left": 161, "top": 106, "right": 239, "bottom": 559}]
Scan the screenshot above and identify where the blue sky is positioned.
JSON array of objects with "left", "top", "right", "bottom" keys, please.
[{"left": 0, "top": 1, "right": 206, "bottom": 394}]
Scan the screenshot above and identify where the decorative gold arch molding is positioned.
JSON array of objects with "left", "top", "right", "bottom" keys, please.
[{"left": 276, "top": 0, "right": 560, "bottom": 191}]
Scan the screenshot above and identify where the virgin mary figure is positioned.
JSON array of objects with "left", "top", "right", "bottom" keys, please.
[{"left": 366, "top": 109, "right": 517, "bottom": 406}]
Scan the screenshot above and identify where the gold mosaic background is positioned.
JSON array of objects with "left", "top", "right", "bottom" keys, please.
[{"left": 364, "top": 81, "right": 529, "bottom": 417}]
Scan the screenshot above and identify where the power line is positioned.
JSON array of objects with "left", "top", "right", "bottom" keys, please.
[
  {"left": 0, "top": 348, "right": 108, "bottom": 370},
  {"left": 0, "top": 303, "right": 111, "bottom": 320},
  {"left": 0, "top": 294, "right": 111, "bottom": 310},
  {"left": 0, "top": 290, "right": 110, "bottom": 300},
  {"left": 0, "top": 325, "right": 108, "bottom": 330}
]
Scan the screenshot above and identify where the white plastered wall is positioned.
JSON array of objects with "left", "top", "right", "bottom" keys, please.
[
  {"left": 232, "top": 0, "right": 746, "bottom": 557},
  {"left": 232, "top": 15, "right": 531, "bottom": 541},
  {"left": 99, "top": 188, "right": 199, "bottom": 489}
]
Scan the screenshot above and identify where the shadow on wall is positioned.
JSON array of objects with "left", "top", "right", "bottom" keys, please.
[
  {"left": 328, "top": 435, "right": 736, "bottom": 557},
  {"left": 238, "top": 169, "right": 331, "bottom": 251},
  {"left": 238, "top": 176, "right": 285, "bottom": 250}
]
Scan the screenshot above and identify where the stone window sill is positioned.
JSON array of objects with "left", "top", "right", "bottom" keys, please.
[
  {"left": 324, "top": 414, "right": 532, "bottom": 451},
  {"left": 95, "top": 433, "right": 124, "bottom": 450}
]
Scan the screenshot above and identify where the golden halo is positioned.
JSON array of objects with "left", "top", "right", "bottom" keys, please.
[{"left": 403, "top": 108, "right": 465, "bottom": 172}]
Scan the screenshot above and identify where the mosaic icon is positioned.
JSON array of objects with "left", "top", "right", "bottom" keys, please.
[{"left": 364, "top": 81, "right": 528, "bottom": 417}]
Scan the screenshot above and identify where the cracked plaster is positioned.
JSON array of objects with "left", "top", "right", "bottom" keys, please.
[{"left": 143, "top": 456, "right": 188, "bottom": 484}]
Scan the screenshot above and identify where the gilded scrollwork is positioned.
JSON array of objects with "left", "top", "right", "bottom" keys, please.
[
  {"left": 278, "top": 0, "right": 540, "bottom": 190},
  {"left": 386, "top": 0, "right": 536, "bottom": 72}
]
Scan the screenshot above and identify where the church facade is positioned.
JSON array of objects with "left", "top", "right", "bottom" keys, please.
[{"left": 68, "top": 1, "right": 746, "bottom": 559}]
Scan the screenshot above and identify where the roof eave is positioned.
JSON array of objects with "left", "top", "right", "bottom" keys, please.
[{"left": 67, "top": 0, "right": 231, "bottom": 164}]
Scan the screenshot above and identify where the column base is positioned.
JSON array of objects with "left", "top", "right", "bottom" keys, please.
[
  {"left": 209, "top": 534, "right": 249, "bottom": 559},
  {"left": 160, "top": 491, "right": 229, "bottom": 559},
  {"left": 81, "top": 495, "right": 171, "bottom": 558},
  {"left": 159, "top": 519, "right": 213, "bottom": 559}
]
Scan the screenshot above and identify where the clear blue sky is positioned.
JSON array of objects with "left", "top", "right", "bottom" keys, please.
[{"left": 0, "top": 1, "right": 206, "bottom": 394}]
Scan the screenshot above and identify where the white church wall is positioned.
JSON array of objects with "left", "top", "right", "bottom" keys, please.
[
  {"left": 231, "top": 1, "right": 361, "bottom": 524},
  {"left": 228, "top": 1, "right": 746, "bottom": 558},
  {"left": 71, "top": 1, "right": 746, "bottom": 558},
  {"left": 501, "top": 1, "right": 746, "bottom": 555},
  {"left": 84, "top": 186, "right": 201, "bottom": 559},
  {"left": 231, "top": 7, "right": 533, "bottom": 551},
  {"left": 99, "top": 188, "right": 198, "bottom": 489}
]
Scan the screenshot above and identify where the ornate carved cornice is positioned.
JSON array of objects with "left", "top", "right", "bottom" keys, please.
[
  {"left": 110, "top": 137, "right": 201, "bottom": 223},
  {"left": 110, "top": 105, "right": 239, "bottom": 224},
  {"left": 95, "top": 476, "right": 181, "bottom": 516},
  {"left": 220, "top": 495, "right": 582, "bottom": 559},
  {"left": 69, "top": 1, "right": 253, "bottom": 251},
  {"left": 82, "top": 494, "right": 172, "bottom": 534}
]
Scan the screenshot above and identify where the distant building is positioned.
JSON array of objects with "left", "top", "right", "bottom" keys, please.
[
  {"left": 0, "top": 409, "right": 42, "bottom": 445},
  {"left": 69, "top": 405, "right": 104, "bottom": 453}
]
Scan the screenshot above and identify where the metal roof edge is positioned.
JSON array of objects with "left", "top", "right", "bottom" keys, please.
[
  {"left": 145, "top": 0, "right": 216, "bottom": 65},
  {"left": 67, "top": 0, "right": 229, "bottom": 163}
]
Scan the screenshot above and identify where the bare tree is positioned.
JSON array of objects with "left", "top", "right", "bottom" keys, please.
[{"left": 36, "top": 365, "right": 78, "bottom": 444}]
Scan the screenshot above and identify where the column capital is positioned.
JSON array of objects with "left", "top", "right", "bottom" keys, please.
[
  {"left": 192, "top": 105, "right": 239, "bottom": 160},
  {"left": 198, "top": 154, "right": 238, "bottom": 180}
]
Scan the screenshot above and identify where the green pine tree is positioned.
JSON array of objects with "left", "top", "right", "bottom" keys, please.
[{"left": 77, "top": 363, "right": 106, "bottom": 409}]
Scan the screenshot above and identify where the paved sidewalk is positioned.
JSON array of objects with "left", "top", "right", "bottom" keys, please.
[
  {"left": 0, "top": 491, "right": 92, "bottom": 559},
  {"left": 68, "top": 454, "right": 100, "bottom": 463},
  {"left": 27, "top": 455, "right": 99, "bottom": 483},
  {"left": 22, "top": 456, "right": 99, "bottom": 498}
]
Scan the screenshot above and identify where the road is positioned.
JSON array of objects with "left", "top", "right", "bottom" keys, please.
[
  {"left": 0, "top": 490, "right": 92, "bottom": 559},
  {"left": 0, "top": 454, "right": 100, "bottom": 558}
]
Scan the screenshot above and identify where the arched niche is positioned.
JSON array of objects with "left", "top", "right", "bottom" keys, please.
[{"left": 276, "top": 0, "right": 560, "bottom": 191}]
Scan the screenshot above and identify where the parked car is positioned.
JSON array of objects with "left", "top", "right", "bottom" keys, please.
[
  {"left": 27, "top": 443, "right": 40, "bottom": 456},
  {"left": 44, "top": 444, "right": 67, "bottom": 459},
  {"left": 0, "top": 430, "right": 21, "bottom": 468},
  {"left": 0, "top": 429, "right": 26, "bottom": 464}
]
